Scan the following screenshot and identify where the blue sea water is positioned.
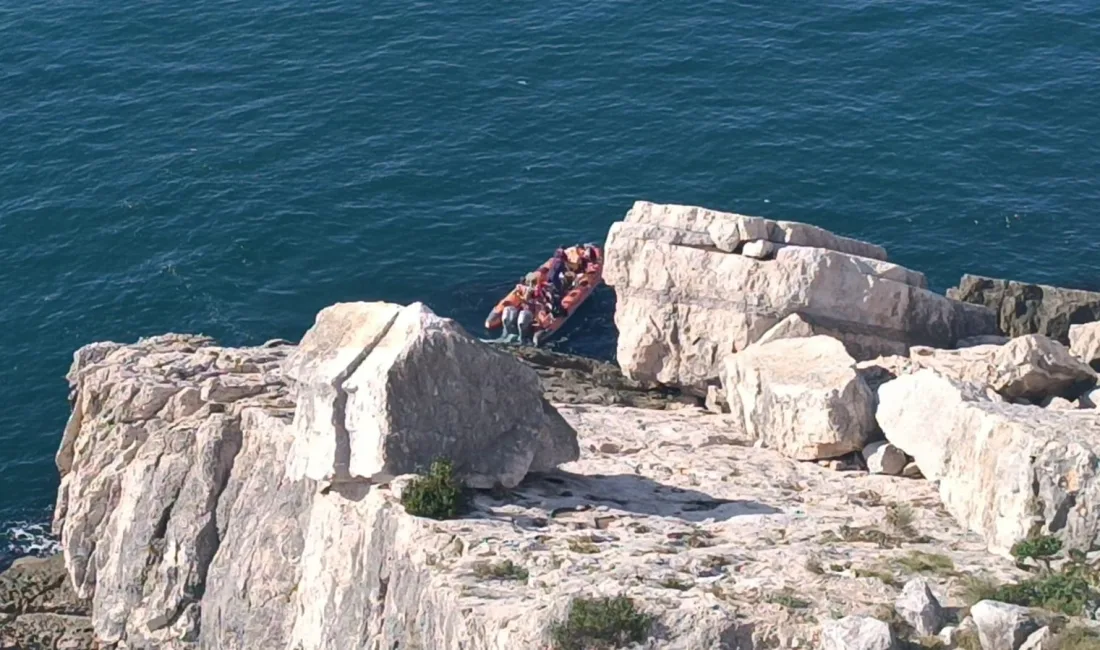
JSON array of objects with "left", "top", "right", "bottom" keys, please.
[{"left": 2, "top": 0, "right": 1099, "bottom": 565}]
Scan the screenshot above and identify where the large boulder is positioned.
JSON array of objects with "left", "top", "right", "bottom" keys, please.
[
  {"left": 286, "top": 302, "right": 579, "bottom": 489},
  {"left": 603, "top": 201, "right": 997, "bottom": 388},
  {"left": 1070, "top": 322, "right": 1100, "bottom": 370},
  {"left": 948, "top": 274, "right": 1100, "bottom": 343},
  {"left": 861, "top": 335, "right": 1097, "bottom": 402},
  {"left": 722, "top": 336, "right": 876, "bottom": 460},
  {"left": 876, "top": 369, "right": 1100, "bottom": 554}
]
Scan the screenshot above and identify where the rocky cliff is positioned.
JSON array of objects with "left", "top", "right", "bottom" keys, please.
[{"left": 13, "top": 203, "right": 1100, "bottom": 650}]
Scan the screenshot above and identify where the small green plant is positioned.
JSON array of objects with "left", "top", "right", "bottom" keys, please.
[
  {"left": 854, "top": 566, "right": 901, "bottom": 587},
  {"left": 1011, "top": 534, "right": 1063, "bottom": 571},
  {"left": 886, "top": 502, "right": 917, "bottom": 537},
  {"left": 955, "top": 629, "right": 982, "bottom": 650},
  {"left": 1054, "top": 626, "right": 1100, "bottom": 650},
  {"left": 767, "top": 589, "right": 811, "bottom": 609},
  {"left": 895, "top": 551, "right": 956, "bottom": 576},
  {"left": 804, "top": 556, "right": 824, "bottom": 575},
  {"left": 472, "top": 559, "right": 529, "bottom": 583},
  {"left": 400, "top": 459, "right": 466, "bottom": 519},
  {"left": 568, "top": 537, "right": 601, "bottom": 554},
  {"left": 550, "top": 596, "right": 653, "bottom": 650},
  {"left": 961, "top": 560, "right": 1100, "bottom": 617},
  {"left": 1012, "top": 534, "right": 1063, "bottom": 561}
]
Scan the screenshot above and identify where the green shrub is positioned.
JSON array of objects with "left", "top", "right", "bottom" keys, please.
[
  {"left": 472, "top": 559, "right": 529, "bottom": 583},
  {"left": 400, "top": 459, "right": 466, "bottom": 519},
  {"left": 963, "top": 563, "right": 1099, "bottom": 617},
  {"left": 1011, "top": 534, "right": 1063, "bottom": 560},
  {"left": 550, "top": 596, "right": 653, "bottom": 650}
]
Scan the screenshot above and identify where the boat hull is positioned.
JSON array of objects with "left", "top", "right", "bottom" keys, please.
[{"left": 484, "top": 246, "right": 603, "bottom": 344}]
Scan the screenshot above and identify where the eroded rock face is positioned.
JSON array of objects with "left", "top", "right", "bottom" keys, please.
[
  {"left": 53, "top": 333, "right": 295, "bottom": 647},
  {"left": 286, "top": 301, "right": 579, "bottom": 489},
  {"left": 603, "top": 201, "right": 996, "bottom": 387},
  {"left": 723, "top": 336, "right": 876, "bottom": 460},
  {"left": 49, "top": 328, "right": 1038, "bottom": 650},
  {"left": 877, "top": 369, "right": 1100, "bottom": 554},
  {"left": 948, "top": 274, "right": 1100, "bottom": 343}
]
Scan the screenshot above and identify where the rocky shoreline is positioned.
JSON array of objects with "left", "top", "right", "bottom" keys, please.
[{"left": 7, "top": 201, "right": 1100, "bottom": 649}]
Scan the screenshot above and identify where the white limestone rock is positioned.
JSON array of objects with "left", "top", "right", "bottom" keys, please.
[
  {"left": 821, "top": 616, "right": 895, "bottom": 650},
  {"left": 287, "top": 301, "right": 579, "bottom": 489},
  {"left": 877, "top": 369, "right": 1100, "bottom": 554},
  {"left": 741, "top": 239, "right": 777, "bottom": 260},
  {"left": 863, "top": 441, "right": 907, "bottom": 476},
  {"left": 723, "top": 336, "right": 876, "bottom": 460},
  {"left": 971, "top": 600, "right": 1041, "bottom": 650},
  {"left": 894, "top": 578, "right": 944, "bottom": 637},
  {"left": 866, "top": 334, "right": 1097, "bottom": 402},
  {"left": 1070, "top": 322, "right": 1100, "bottom": 369},
  {"left": 1020, "top": 626, "right": 1054, "bottom": 650},
  {"left": 603, "top": 201, "right": 995, "bottom": 387}
]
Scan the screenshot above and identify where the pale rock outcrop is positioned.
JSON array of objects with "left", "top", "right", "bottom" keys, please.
[
  {"left": 821, "top": 616, "right": 895, "bottom": 650},
  {"left": 723, "top": 336, "right": 876, "bottom": 460},
  {"left": 970, "top": 600, "right": 1041, "bottom": 650},
  {"left": 863, "top": 335, "right": 1097, "bottom": 402},
  {"left": 877, "top": 369, "right": 1100, "bottom": 554},
  {"left": 863, "top": 441, "right": 907, "bottom": 476},
  {"left": 603, "top": 201, "right": 996, "bottom": 387},
  {"left": 286, "top": 301, "right": 579, "bottom": 489},
  {"left": 1070, "top": 322, "right": 1100, "bottom": 369},
  {"left": 53, "top": 333, "right": 295, "bottom": 647},
  {"left": 948, "top": 274, "right": 1100, "bottom": 343},
  {"left": 895, "top": 578, "right": 944, "bottom": 637},
  {"left": 48, "top": 329, "right": 1038, "bottom": 650}
]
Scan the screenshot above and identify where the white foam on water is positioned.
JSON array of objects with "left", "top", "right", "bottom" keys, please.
[{"left": 1, "top": 519, "right": 61, "bottom": 570}]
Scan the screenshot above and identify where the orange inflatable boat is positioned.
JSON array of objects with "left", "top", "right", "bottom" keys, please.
[{"left": 484, "top": 244, "right": 603, "bottom": 346}]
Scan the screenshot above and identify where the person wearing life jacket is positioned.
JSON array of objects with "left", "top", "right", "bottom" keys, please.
[{"left": 501, "top": 276, "right": 536, "bottom": 338}]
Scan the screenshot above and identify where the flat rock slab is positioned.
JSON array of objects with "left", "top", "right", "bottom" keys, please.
[{"left": 294, "top": 403, "right": 1020, "bottom": 650}]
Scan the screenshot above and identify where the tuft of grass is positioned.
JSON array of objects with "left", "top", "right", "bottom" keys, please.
[
  {"left": 400, "top": 459, "right": 466, "bottom": 520},
  {"left": 568, "top": 537, "right": 601, "bottom": 554},
  {"left": 472, "top": 559, "right": 529, "bottom": 583},
  {"left": 659, "top": 577, "right": 692, "bottom": 591},
  {"left": 767, "top": 589, "right": 811, "bottom": 609},
  {"left": 895, "top": 551, "right": 956, "bottom": 576},
  {"left": 854, "top": 567, "right": 901, "bottom": 587},
  {"left": 955, "top": 629, "right": 982, "bottom": 650},
  {"left": 1055, "top": 626, "right": 1100, "bottom": 650},
  {"left": 804, "top": 556, "right": 825, "bottom": 575},
  {"left": 550, "top": 596, "right": 653, "bottom": 650},
  {"left": 886, "top": 502, "right": 917, "bottom": 537}
]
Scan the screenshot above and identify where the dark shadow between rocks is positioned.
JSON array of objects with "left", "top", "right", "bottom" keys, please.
[{"left": 474, "top": 469, "right": 781, "bottom": 524}]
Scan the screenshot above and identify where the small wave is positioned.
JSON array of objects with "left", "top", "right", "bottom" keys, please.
[{"left": 1, "top": 519, "right": 61, "bottom": 572}]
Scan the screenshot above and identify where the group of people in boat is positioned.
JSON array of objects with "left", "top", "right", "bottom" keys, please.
[{"left": 499, "top": 243, "right": 600, "bottom": 342}]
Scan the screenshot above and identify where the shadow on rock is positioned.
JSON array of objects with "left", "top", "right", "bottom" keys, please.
[{"left": 476, "top": 468, "right": 781, "bottom": 525}]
